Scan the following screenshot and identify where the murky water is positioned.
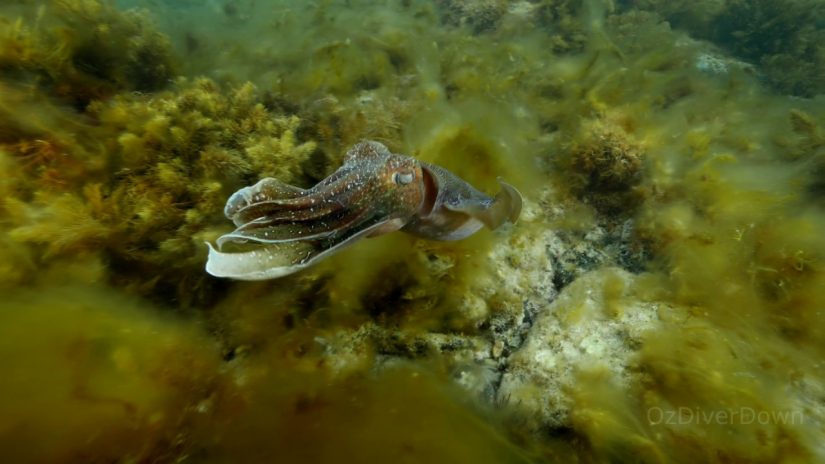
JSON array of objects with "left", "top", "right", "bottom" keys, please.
[{"left": 1, "top": 1, "right": 823, "bottom": 462}]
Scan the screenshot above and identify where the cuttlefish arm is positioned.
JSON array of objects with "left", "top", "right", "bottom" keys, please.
[
  {"left": 223, "top": 177, "right": 307, "bottom": 227},
  {"left": 206, "top": 141, "right": 425, "bottom": 280},
  {"left": 401, "top": 162, "right": 523, "bottom": 241},
  {"left": 216, "top": 177, "right": 377, "bottom": 247},
  {"left": 205, "top": 217, "right": 405, "bottom": 280},
  {"left": 205, "top": 140, "right": 523, "bottom": 280}
]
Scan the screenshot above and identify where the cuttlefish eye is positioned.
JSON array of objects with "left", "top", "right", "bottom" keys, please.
[{"left": 392, "top": 171, "right": 415, "bottom": 185}]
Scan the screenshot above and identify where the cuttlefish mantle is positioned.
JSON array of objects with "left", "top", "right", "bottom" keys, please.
[{"left": 205, "top": 141, "right": 522, "bottom": 280}]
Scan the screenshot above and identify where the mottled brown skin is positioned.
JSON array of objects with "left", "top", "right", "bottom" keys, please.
[
  {"left": 216, "top": 142, "right": 424, "bottom": 247},
  {"left": 403, "top": 161, "right": 522, "bottom": 240},
  {"left": 206, "top": 141, "right": 522, "bottom": 280}
]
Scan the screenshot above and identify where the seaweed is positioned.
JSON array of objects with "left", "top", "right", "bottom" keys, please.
[
  {"left": 562, "top": 115, "right": 646, "bottom": 215},
  {"left": 2, "top": 1, "right": 825, "bottom": 462},
  {"left": 1, "top": 77, "right": 318, "bottom": 306},
  {"left": 624, "top": 0, "right": 825, "bottom": 97},
  {"left": 0, "top": 0, "right": 176, "bottom": 108}
]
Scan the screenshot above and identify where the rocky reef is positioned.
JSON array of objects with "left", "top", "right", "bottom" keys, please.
[
  {"left": 625, "top": 0, "right": 825, "bottom": 97},
  {"left": 1, "top": 0, "right": 824, "bottom": 463}
]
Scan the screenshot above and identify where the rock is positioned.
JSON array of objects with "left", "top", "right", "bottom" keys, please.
[{"left": 497, "top": 268, "right": 661, "bottom": 432}]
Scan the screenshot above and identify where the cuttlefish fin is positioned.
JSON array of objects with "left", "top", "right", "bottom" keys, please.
[
  {"left": 446, "top": 179, "right": 523, "bottom": 230},
  {"left": 205, "top": 219, "right": 395, "bottom": 280},
  {"left": 224, "top": 178, "right": 307, "bottom": 226}
]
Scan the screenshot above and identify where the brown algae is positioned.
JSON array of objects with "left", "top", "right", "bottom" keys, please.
[{"left": 1, "top": 0, "right": 825, "bottom": 463}]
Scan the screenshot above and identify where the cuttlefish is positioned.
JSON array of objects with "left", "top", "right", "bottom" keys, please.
[{"left": 205, "top": 140, "right": 522, "bottom": 280}]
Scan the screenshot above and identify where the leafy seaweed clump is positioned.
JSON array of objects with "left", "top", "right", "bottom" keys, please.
[
  {"left": 562, "top": 116, "right": 646, "bottom": 216},
  {"left": 1, "top": 78, "right": 318, "bottom": 306},
  {"left": 0, "top": 0, "right": 176, "bottom": 108}
]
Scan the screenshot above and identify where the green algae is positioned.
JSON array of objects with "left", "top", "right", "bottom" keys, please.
[
  {"left": 0, "top": 285, "right": 528, "bottom": 464},
  {"left": 0, "top": 285, "right": 222, "bottom": 463},
  {"left": 200, "top": 360, "right": 532, "bottom": 464},
  {"left": 1, "top": 0, "right": 825, "bottom": 463},
  {"left": 626, "top": 0, "right": 825, "bottom": 97},
  {"left": 1, "top": 75, "right": 318, "bottom": 305},
  {"left": 0, "top": 0, "right": 175, "bottom": 107}
]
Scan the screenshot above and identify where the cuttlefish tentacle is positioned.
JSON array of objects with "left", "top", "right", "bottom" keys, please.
[
  {"left": 221, "top": 147, "right": 396, "bottom": 242},
  {"left": 206, "top": 217, "right": 395, "bottom": 280},
  {"left": 225, "top": 185, "right": 367, "bottom": 235},
  {"left": 223, "top": 143, "right": 399, "bottom": 229},
  {"left": 205, "top": 140, "right": 522, "bottom": 280},
  {"left": 216, "top": 204, "right": 376, "bottom": 247},
  {"left": 224, "top": 177, "right": 307, "bottom": 224},
  {"left": 226, "top": 175, "right": 361, "bottom": 226}
]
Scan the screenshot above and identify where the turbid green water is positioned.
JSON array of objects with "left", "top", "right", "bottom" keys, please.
[{"left": 0, "top": 1, "right": 824, "bottom": 462}]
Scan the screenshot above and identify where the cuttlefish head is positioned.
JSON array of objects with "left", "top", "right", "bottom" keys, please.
[{"left": 205, "top": 141, "right": 522, "bottom": 280}]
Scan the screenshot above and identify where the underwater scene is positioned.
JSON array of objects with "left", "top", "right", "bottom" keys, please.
[{"left": 1, "top": 0, "right": 824, "bottom": 462}]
